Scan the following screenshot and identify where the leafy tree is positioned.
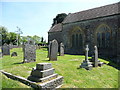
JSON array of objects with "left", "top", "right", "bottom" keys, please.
[
  {"left": 32, "top": 35, "right": 41, "bottom": 44},
  {"left": 0, "top": 26, "right": 9, "bottom": 45},
  {"left": 8, "top": 32, "right": 17, "bottom": 45},
  {"left": 52, "top": 13, "right": 67, "bottom": 27}
]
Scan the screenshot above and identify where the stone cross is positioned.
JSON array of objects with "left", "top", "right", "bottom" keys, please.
[
  {"left": 85, "top": 45, "right": 89, "bottom": 61},
  {"left": 94, "top": 46, "right": 98, "bottom": 67}
]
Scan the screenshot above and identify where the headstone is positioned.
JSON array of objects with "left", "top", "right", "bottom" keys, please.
[
  {"left": 2, "top": 43, "right": 10, "bottom": 55},
  {"left": 47, "top": 41, "right": 52, "bottom": 58},
  {"left": 49, "top": 39, "right": 58, "bottom": 61},
  {"left": 80, "top": 45, "right": 93, "bottom": 70},
  {"left": 92, "top": 46, "right": 104, "bottom": 67},
  {"left": 11, "top": 52, "right": 17, "bottom": 57},
  {"left": 94, "top": 46, "right": 98, "bottom": 67},
  {"left": 23, "top": 44, "right": 36, "bottom": 63},
  {"left": 27, "top": 63, "right": 63, "bottom": 88},
  {"left": 59, "top": 43, "right": 64, "bottom": 56}
]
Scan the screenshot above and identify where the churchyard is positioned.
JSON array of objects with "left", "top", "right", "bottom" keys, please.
[{"left": 0, "top": 46, "right": 119, "bottom": 88}]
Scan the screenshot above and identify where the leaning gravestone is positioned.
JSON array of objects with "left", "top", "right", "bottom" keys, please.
[
  {"left": 23, "top": 44, "right": 36, "bottom": 63},
  {"left": 49, "top": 39, "right": 58, "bottom": 61},
  {"left": 2, "top": 43, "right": 10, "bottom": 55},
  {"left": 27, "top": 63, "right": 63, "bottom": 88},
  {"left": 59, "top": 43, "right": 64, "bottom": 56},
  {"left": 80, "top": 45, "right": 93, "bottom": 70}
]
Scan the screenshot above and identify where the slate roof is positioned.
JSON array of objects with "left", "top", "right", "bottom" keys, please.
[
  {"left": 63, "top": 2, "right": 120, "bottom": 24},
  {"left": 48, "top": 23, "right": 62, "bottom": 33}
]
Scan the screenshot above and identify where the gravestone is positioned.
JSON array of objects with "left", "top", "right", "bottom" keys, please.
[
  {"left": 94, "top": 46, "right": 98, "bottom": 67},
  {"left": 23, "top": 44, "right": 36, "bottom": 63},
  {"left": 59, "top": 43, "right": 64, "bottom": 56},
  {"left": 91, "top": 46, "right": 104, "bottom": 67},
  {"left": 0, "top": 46, "right": 2, "bottom": 58},
  {"left": 47, "top": 41, "right": 52, "bottom": 58},
  {"left": 80, "top": 45, "right": 93, "bottom": 70},
  {"left": 2, "top": 43, "right": 10, "bottom": 55},
  {"left": 27, "top": 63, "right": 63, "bottom": 88},
  {"left": 49, "top": 39, "right": 58, "bottom": 61},
  {"left": 11, "top": 52, "right": 17, "bottom": 57}
]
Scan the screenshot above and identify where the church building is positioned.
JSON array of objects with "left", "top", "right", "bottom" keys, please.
[{"left": 48, "top": 2, "right": 120, "bottom": 64}]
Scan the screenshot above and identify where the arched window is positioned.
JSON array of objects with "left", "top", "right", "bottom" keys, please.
[
  {"left": 96, "top": 24, "right": 111, "bottom": 48},
  {"left": 71, "top": 27, "right": 84, "bottom": 49}
]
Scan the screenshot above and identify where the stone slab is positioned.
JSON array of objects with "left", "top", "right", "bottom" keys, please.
[
  {"left": 28, "top": 73, "right": 58, "bottom": 82},
  {"left": 38, "top": 76, "right": 63, "bottom": 88},
  {"left": 36, "top": 63, "right": 52, "bottom": 70},
  {"left": 1, "top": 70, "right": 63, "bottom": 89},
  {"left": 31, "top": 68, "right": 55, "bottom": 78}
]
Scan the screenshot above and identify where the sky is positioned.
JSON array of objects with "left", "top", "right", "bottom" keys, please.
[{"left": 1, "top": 0, "right": 119, "bottom": 42}]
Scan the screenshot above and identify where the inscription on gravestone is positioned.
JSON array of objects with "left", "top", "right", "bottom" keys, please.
[
  {"left": 23, "top": 44, "right": 36, "bottom": 63},
  {"left": 2, "top": 43, "right": 10, "bottom": 55},
  {"left": 59, "top": 43, "right": 64, "bottom": 56},
  {"left": 49, "top": 39, "right": 58, "bottom": 61}
]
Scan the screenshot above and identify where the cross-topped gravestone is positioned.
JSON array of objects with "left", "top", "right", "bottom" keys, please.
[
  {"left": 59, "top": 42, "right": 64, "bottom": 56},
  {"left": 2, "top": 43, "right": 10, "bottom": 55},
  {"left": 49, "top": 39, "right": 58, "bottom": 61},
  {"left": 80, "top": 45, "right": 93, "bottom": 70},
  {"left": 23, "top": 44, "right": 36, "bottom": 63}
]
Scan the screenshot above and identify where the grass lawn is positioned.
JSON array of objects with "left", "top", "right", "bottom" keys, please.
[{"left": 0, "top": 47, "right": 119, "bottom": 88}]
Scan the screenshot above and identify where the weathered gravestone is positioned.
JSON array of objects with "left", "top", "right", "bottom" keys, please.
[
  {"left": 80, "top": 45, "right": 93, "bottom": 70},
  {"left": 11, "top": 52, "right": 17, "bottom": 57},
  {"left": 47, "top": 41, "right": 52, "bottom": 58},
  {"left": 49, "top": 39, "right": 58, "bottom": 61},
  {"left": 2, "top": 43, "right": 10, "bottom": 55},
  {"left": 27, "top": 63, "right": 63, "bottom": 88},
  {"left": 59, "top": 43, "right": 64, "bottom": 56},
  {"left": 92, "top": 46, "right": 104, "bottom": 67},
  {"left": 23, "top": 44, "right": 36, "bottom": 63}
]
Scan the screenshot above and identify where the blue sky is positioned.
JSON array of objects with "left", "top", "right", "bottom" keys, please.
[{"left": 1, "top": 0, "right": 119, "bottom": 42}]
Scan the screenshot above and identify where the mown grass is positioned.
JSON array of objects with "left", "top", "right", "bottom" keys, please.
[{"left": 0, "top": 47, "right": 119, "bottom": 88}]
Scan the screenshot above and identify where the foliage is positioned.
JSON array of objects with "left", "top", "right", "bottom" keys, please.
[
  {"left": 52, "top": 13, "right": 67, "bottom": 27},
  {"left": 0, "top": 26, "right": 17, "bottom": 45},
  {"left": 0, "top": 48, "right": 119, "bottom": 88}
]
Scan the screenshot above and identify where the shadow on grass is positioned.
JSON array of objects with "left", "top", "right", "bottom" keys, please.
[
  {"left": 99, "top": 56, "right": 120, "bottom": 70},
  {"left": 12, "top": 62, "right": 24, "bottom": 65}
]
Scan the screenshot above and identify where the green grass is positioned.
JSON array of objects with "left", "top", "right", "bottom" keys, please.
[{"left": 0, "top": 47, "right": 119, "bottom": 88}]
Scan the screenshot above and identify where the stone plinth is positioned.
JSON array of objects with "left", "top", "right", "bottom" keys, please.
[
  {"left": 27, "top": 63, "right": 63, "bottom": 88},
  {"left": 80, "top": 60, "right": 93, "bottom": 70}
]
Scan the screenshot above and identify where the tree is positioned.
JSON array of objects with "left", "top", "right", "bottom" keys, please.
[
  {"left": 0, "top": 26, "right": 9, "bottom": 45},
  {"left": 32, "top": 35, "right": 41, "bottom": 44},
  {"left": 52, "top": 13, "right": 67, "bottom": 27}
]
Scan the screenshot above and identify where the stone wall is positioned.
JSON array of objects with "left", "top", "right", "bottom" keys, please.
[
  {"left": 48, "top": 14, "right": 120, "bottom": 64},
  {"left": 62, "top": 15, "right": 119, "bottom": 56}
]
